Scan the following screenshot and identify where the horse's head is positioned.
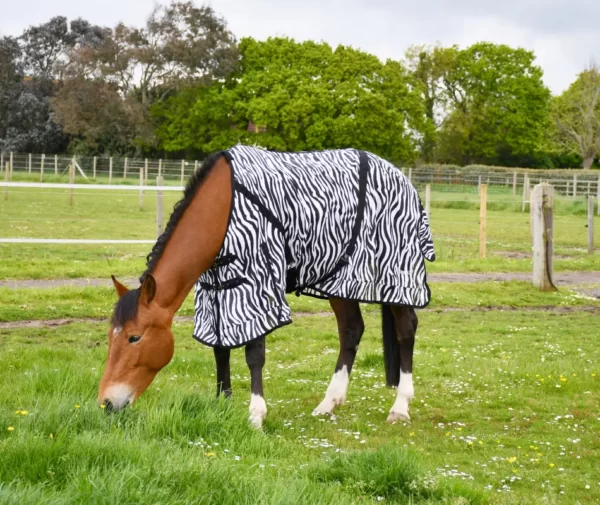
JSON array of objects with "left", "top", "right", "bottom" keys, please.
[{"left": 98, "top": 275, "right": 174, "bottom": 412}]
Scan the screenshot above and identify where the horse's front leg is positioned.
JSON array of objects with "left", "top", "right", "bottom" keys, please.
[
  {"left": 213, "top": 346, "right": 232, "bottom": 398},
  {"left": 245, "top": 336, "right": 267, "bottom": 429}
]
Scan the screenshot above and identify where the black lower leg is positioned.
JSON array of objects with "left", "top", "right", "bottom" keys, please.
[
  {"left": 245, "top": 336, "right": 265, "bottom": 397},
  {"left": 390, "top": 306, "right": 418, "bottom": 375},
  {"left": 330, "top": 299, "right": 365, "bottom": 374},
  {"left": 213, "top": 346, "right": 232, "bottom": 398}
]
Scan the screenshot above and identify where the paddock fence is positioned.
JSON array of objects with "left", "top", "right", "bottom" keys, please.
[{"left": 2, "top": 151, "right": 600, "bottom": 198}]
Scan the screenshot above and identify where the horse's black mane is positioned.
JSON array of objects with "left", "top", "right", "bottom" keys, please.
[{"left": 111, "top": 150, "right": 225, "bottom": 328}]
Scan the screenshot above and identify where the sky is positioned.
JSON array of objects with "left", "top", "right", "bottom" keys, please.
[{"left": 1, "top": 0, "right": 597, "bottom": 95}]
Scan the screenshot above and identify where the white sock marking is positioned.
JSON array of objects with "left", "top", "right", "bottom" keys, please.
[
  {"left": 249, "top": 393, "right": 267, "bottom": 429},
  {"left": 313, "top": 365, "right": 349, "bottom": 415},
  {"left": 388, "top": 372, "right": 414, "bottom": 421}
]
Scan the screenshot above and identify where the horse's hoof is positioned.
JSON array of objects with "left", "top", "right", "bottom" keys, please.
[{"left": 386, "top": 411, "right": 411, "bottom": 424}]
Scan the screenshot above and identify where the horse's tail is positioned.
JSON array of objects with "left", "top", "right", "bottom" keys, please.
[{"left": 382, "top": 304, "right": 400, "bottom": 387}]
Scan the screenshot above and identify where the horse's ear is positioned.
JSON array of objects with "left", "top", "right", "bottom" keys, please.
[
  {"left": 140, "top": 274, "right": 156, "bottom": 305},
  {"left": 111, "top": 275, "right": 129, "bottom": 298}
]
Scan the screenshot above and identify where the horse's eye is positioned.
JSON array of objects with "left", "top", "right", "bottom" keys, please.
[{"left": 128, "top": 335, "right": 142, "bottom": 344}]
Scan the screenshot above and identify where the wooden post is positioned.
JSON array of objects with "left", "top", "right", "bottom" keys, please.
[
  {"left": 40, "top": 154, "right": 45, "bottom": 182},
  {"left": 93, "top": 156, "right": 97, "bottom": 179},
  {"left": 3, "top": 163, "right": 8, "bottom": 200},
  {"left": 69, "top": 159, "right": 75, "bottom": 205},
  {"left": 597, "top": 176, "right": 600, "bottom": 216},
  {"left": 478, "top": 175, "right": 482, "bottom": 194},
  {"left": 522, "top": 174, "right": 529, "bottom": 212},
  {"left": 124, "top": 157, "right": 128, "bottom": 178},
  {"left": 145, "top": 158, "right": 149, "bottom": 182},
  {"left": 28, "top": 153, "right": 32, "bottom": 174},
  {"left": 109, "top": 157, "right": 113, "bottom": 185},
  {"left": 531, "top": 183, "right": 555, "bottom": 291},
  {"left": 425, "top": 184, "right": 431, "bottom": 218},
  {"left": 156, "top": 176, "right": 164, "bottom": 237},
  {"left": 9, "top": 152, "right": 13, "bottom": 179},
  {"left": 158, "top": 159, "right": 162, "bottom": 177},
  {"left": 587, "top": 181, "right": 591, "bottom": 196},
  {"left": 408, "top": 167, "right": 412, "bottom": 183},
  {"left": 573, "top": 175, "right": 577, "bottom": 198},
  {"left": 54, "top": 155, "right": 58, "bottom": 175},
  {"left": 180, "top": 159, "right": 185, "bottom": 186},
  {"left": 512, "top": 171, "right": 517, "bottom": 196},
  {"left": 0, "top": 152, "right": 3, "bottom": 173},
  {"left": 566, "top": 181, "right": 570, "bottom": 196},
  {"left": 194, "top": 160, "right": 198, "bottom": 175},
  {"left": 588, "top": 196, "right": 594, "bottom": 254},
  {"left": 139, "top": 168, "right": 144, "bottom": 211},
  {"left": 479, "top": 184, "right": 487, "bottom": 259}
]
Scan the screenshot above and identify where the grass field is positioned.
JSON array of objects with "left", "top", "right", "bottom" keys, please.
[
  {"left": 1, "top": 184, "right": 599, "bottom": 280},
  {"left": 1, "top": 177, "right": 599, "bottom": 504}
]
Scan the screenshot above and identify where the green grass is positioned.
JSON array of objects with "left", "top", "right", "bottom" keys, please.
[
  {"left": 1, "top": 281, "right": 597, "bottom": 322},
  {"left": 1, "top": 186, "right": 600, "bottom": 279},
  {"left": 1, "top": 308, "right": 598, "bottom": 504}
]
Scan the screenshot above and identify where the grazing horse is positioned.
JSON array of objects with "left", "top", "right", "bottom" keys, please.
[{"left": 99, "top": 145, "right": 434, "bottom": 428}]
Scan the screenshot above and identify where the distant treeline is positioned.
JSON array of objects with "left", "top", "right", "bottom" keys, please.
[{"left": 1, "top": 1, "right": 598, "bottom": 169}]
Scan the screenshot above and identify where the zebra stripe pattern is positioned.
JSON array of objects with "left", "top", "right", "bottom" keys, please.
[{"left": 193, "top": 145, "right": 435, "bottom": 348}]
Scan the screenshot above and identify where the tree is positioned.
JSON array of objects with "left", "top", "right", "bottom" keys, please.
[
  {"left": 405, "top": 44, "right": 457, "bottom": 162},
  {"left": 154, "top": 37, "right": 426, "bottom": 162},
  {"left": 552, "top": 62, "right": 600, "bottom": 169},
  {"left": 407, "top": 43, "right": 551, "bottom": 167},
  {"left": 52, "top": 79, "right": 149, "bottom": 154},
  {"left": 72, "top": 1, "right": 239, "bottom": 106}
]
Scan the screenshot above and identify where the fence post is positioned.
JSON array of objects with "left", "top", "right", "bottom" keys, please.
[
  {"left": 0, "top": 152, "right": 3, "bottom": 172},
  {"left": 109, "top": 157, "right": 113, "bottom": 185},
  {"left": 3, "top": 163, "right": 8, "bottom": 200},
  {"left": 531, "top": 183, "right": 555, "bottom": 291},
  {"left": 156, "top": 175, "right": 164, "bottom": 237},
  {"left": 28, "top": 153, "right": 32, "bottom": 174},
  {"left": 9, "top": 152, "right": 13, "bottom": 178},
  {"left": 408, "top": 167, "right": 412, "bottom": 183},
  {"left": 425, "top": 184, "right": 431, "bottom": 218},
  {"left": 124, "top": 157, "right": 128, "bottom": 179},
  {"left": 573, "top": 175, "right": 577, "bottom": 198},
  {"left": 597, "top": 176, "right": 600, "bottom": 216},
  {"left": 139, "top": 168, "right": 144, "bottom": 211},
  {"left": 180, "top": 159, "right": 185, "bottom": 186},
  {"left": 145, "top": 159, "right": 149, "bottom": 183},
  {"left": 512, "top": 171, "right": 517, "bottom": 196},
  {"left": 158, "top": 159, "right": 162, "bottom": 178},
  {"left": 478, "top": 175, "right": 482, "bottom": 194},
  {"left": 522, "top": 174, "right": 530, "bottom": 212},
  {"left": 69, "top": 158, "right": 75, "bottom": 205},
  {"left": 93, "top": 156, "right": 97, "bottom": 179},
  {"left": 588, "top": 196, "right": 595, "bottom": 254},
  {"left": 40, "top": 154, "right": 45, "bottom": 182},
  {"left": 54, "top": 155, "right": 58, "bottom": 175},
  {"left": 194, "top": 160, "right": 198, "bottom": 175},
  {"left": 480, "top": 184, "right": 487, "bottom": 258}
]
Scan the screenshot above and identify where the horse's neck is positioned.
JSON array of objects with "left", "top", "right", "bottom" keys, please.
[{"left": 151, "top": 157, "right": 232, "bottom": 316}]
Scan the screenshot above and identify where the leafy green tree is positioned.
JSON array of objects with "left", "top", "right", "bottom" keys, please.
[
  {"left": 408, "top": 42, "right": 551, "bottom": 167},
  {"left": 154, "top": 37, "right": 425, "bottom": 162},
  {"left": 551, "top": 63, "right": 600, "bottom": 169}
]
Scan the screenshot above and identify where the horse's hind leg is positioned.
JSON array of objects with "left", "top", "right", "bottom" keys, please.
[
  {"left": 386, "top": 306, "right": 418, "bottom": 423},
  {"left": 213, "top": 346, "right": 232, "bottom": 398},
  {"left": 313, "top": 298, "right": 364, "bottom": 416},
  {"left": 245, "top": 336, "right": 267, "bottom": 429}
]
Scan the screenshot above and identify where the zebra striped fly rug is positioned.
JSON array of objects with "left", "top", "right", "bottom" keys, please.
[{"left": 193, "top": 145, "right": 435, "bottom": 349}]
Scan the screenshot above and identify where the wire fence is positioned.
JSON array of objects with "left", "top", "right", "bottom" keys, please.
[{"left": 2, "top": 151, "right": 600, "bottom": 196}]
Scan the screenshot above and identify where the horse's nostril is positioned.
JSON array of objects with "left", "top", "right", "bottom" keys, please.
[{"left": 103, "top": 400, "right": 114, "bottom": 412}]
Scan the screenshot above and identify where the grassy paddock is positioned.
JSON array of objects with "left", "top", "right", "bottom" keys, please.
[
  {"left": 1, "top": 186, "right": 599, "bottom": 280},
  {"left": 1, "top": 307, "right": 598, "bottom": 504}
]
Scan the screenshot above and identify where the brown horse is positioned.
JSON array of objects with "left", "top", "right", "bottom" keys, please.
[{"left": 99, "top": 151, "right": 422, "bottom": 428}]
